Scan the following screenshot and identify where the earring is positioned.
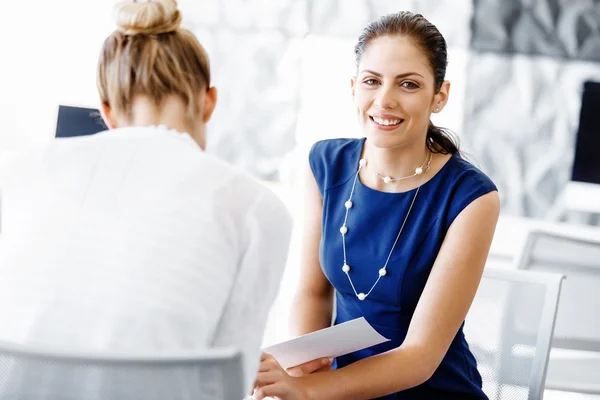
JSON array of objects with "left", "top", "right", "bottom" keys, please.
[{"left": 435, "top": 107, "right": 440, "bottom": 112}]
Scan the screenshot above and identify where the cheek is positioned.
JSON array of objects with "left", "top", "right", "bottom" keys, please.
[
  {"left": 402, "top": 95, "right": 432, "bottom": 121},
  {"left": 353, "top": 90, "right": 372, "bottom": 112}
]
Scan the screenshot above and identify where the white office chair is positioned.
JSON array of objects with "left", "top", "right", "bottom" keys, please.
[
  {"left": 464, "top": 267, "right": 565, "bottom": 400},
  {"left": 515, "top": 229, "right": 600, "bottom": 394},
  {"left": 0, "top": 341, "right": 243, "bottom": 400}
]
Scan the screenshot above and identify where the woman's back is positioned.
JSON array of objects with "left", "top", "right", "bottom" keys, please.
[{"left": 0, "top": 125, "right": 292, "bottom": 389}]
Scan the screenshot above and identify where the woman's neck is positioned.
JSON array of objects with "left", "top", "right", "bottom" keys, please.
[
  {"left": 363, "top": 140, "right": 430, "bottom": 180},
  {"left": 119, "top": 96, "right": 206, "bottom": 149}
]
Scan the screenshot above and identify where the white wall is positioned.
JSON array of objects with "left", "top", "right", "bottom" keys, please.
[{"left": 0, "top": 1, "right": 114, "bottom": 150}]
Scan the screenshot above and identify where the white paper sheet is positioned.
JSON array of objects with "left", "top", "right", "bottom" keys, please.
[{"left": 261, "top": 317, "right": 390, "bottom": 369}]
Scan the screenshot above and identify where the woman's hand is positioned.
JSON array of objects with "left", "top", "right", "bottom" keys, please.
[
  {"left": 286, "top": 357, "right": 333, "bottom": 377},
  {"left": 252, "top": 353, "right": 311, "bottom": 400}
]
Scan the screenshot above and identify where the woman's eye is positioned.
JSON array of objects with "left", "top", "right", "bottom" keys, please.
[
  {"left": 401, "top": 81, "right": 419, "bottom": 89},
  {"left": 363, "top": 79, "right": 379, "bottom": 85}
]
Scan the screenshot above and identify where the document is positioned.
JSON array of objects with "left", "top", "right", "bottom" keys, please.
[{"left": 262, "top": 317, "right": 390, "bottom": 369}]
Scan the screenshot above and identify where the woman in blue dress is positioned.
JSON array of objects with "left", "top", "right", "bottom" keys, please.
[{"left": 253, "top": 11, "right": 500, "bottom": 400}]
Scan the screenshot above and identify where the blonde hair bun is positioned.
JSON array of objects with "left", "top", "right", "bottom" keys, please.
[{"left": 113, "top": 0, "right": 182, "bottom": 35}]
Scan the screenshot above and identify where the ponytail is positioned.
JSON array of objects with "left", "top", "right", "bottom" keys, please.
[{"left": 426, "top": 121, "right": 459, "bottom": 154}]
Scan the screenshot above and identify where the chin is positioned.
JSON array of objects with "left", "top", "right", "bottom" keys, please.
[{"left": 365, "top": 128, "right": 406, "bottom": 149}]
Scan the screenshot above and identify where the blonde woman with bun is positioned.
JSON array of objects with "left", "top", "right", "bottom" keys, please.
[{"left": 0, "top": 0, "right": 292, "bottom": 395}]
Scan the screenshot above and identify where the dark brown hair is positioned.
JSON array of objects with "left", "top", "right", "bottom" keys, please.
[{"left": 354, "top": 11, "right": 458, "bottom": 154}]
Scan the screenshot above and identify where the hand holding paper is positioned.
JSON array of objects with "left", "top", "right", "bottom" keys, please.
[{"left": 261, "top": 317, "right": 389, "bottom": 369}]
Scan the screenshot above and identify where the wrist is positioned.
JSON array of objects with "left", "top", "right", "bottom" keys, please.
[{"left": 296, "top": 375, "right": 316, "bottom": 400}]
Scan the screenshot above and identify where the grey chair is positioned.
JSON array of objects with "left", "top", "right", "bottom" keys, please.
[
  {"left": 515, "top": 229, "right": 600, "bottom": 394},
  {"left": 464, "top": 267, "right": 565, "bottom": 400},
  {"left": 0, "top": 341, "right": 243, "bottom": 400}
]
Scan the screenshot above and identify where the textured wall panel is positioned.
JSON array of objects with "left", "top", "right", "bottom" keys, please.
[
  {"left": 220, "top": 0, "right": 308, "bottom": 34},
  {"left": 181, "top": 0, "right": 309, "bottom": 35},
  {"left": 462, "top": 52, "right": 600, "bottom": 217},
  {"left": 180, "top": 0, "right": 220, "bottom": 26},
  {"left": 309, "top": 0, "right": 471, "bottom": 47},
  {"left": 413, "top": 0, "right": 474, "bottom": 48},
  {"left": 178, "top": 0, "right": 307, "bottom": 180},
  {"left": 189, "top": 28, "right": 303, "bottom": 180},
  {"left": 472, "top": 0, "right": 600, "bottom": 62},
  {"left": 310, "top": 0, "right": 419, "bottom": 38}
]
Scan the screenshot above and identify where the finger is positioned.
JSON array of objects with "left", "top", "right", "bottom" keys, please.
[
  {"left": 252, "top": 364, "right": 278, "bottom": 394},
  {"left": 258, "top": 357, "right": 282, "bottom": 372},
  {"left": 311, "top": 357, "right": 334, "bottom": 374},
  {"left": 252, "top": 371, "right": 283, "bottom": 391},
  {"left": 253, "top": 371, "right": 284, "bottom": 388},
  {"left": 287, "top": 357, "right": 331, "bottom": 377},
  {"left": 254, "top": 382, "right": 292, "bottom": 400},
  {"left": 312, "top": 364, "right": 333, "bottom": 374}
]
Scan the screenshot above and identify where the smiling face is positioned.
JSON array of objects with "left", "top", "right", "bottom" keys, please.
[{"left": 351, "top": 35, "right": 449, "bottom": 149}]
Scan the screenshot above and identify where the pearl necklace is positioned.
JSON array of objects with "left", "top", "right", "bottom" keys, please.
[
  {"left": 340, "top": 153, "right": 432, "bottom": 301},
  {"left": 374, "top": 152, "right": 432, "bottom": 184}
]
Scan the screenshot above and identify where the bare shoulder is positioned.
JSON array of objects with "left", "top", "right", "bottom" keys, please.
[{"left": 449, "top": 189, "right": 500, "bottom": 238}]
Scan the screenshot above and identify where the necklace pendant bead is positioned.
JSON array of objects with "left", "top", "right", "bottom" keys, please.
[
  {"left": 359, "top": 159, "right": 367, "bottom": 167},
  {"left": 344, "top": 200, "right": 353, "bottom": 209},
  {"left": 342, "top": 264, "right": 350, "bottom": 273},
  {"left": 415, "top": 167, "right": 423, "bottom": 175},
  {"left": 357, "top": 293, "right": 366, "bottom": 301},
  {"left": 340, "top": 226, "right": 348, "bottom": 235},
  {"left": 383, "top": 176, "right": 392, "bottom": 184},
  {"left": 379, "top": 268, "right": 387, "bottom": 276}
]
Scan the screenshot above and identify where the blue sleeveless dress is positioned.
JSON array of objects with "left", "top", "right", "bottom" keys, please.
[{"left": 309, "top": 138, "right": 497, "bottom": 399}]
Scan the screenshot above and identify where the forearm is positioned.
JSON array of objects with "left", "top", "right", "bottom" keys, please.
[
  {"left": 289, "top": 291, "right": 333, "bottom": 336},
  {"left": 300, "top": 345, "right": 433, "bottom": 400}
]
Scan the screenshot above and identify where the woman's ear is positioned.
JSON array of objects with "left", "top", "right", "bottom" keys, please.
[
  {"left": 433, "top": 80, "right": 451, "bottom": 113},
  {"left": 350, "top": 77, "right": 357, "bottom": 98},
  {"left": 100, "top": 101, "right": 117, "bottom": 129},
  {"left": 202, "top": 87, "right": 218, "bottom": 123}
]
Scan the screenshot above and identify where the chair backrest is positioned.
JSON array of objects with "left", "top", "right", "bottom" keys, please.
[
  {"left": 464, "top": 267, "right": 564, "bottom": 400},
  {"left": 0, "top": 341, "right": 243, "bottom": 400},
  {"left": 515, "top": 229, "right": 600, "bottom": 352}
]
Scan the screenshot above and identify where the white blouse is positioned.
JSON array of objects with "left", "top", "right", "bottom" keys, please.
[{"left": 0, "top": 126, "right": 293, "bottom": 392}]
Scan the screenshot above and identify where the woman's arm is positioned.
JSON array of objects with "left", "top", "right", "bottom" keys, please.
[
  {"left": 211, "top": 189, "right": 293, "bottom": 393},
  {"left": 289, "top": 162, "right": 334, "bottom": 336},
  {"left": 255, "top": 190, "right": 500, "bottom": 400}
]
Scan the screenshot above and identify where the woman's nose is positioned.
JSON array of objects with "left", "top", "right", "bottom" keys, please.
[{"left": 374, "top": 87, "right": 398, "bottom": 110}]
